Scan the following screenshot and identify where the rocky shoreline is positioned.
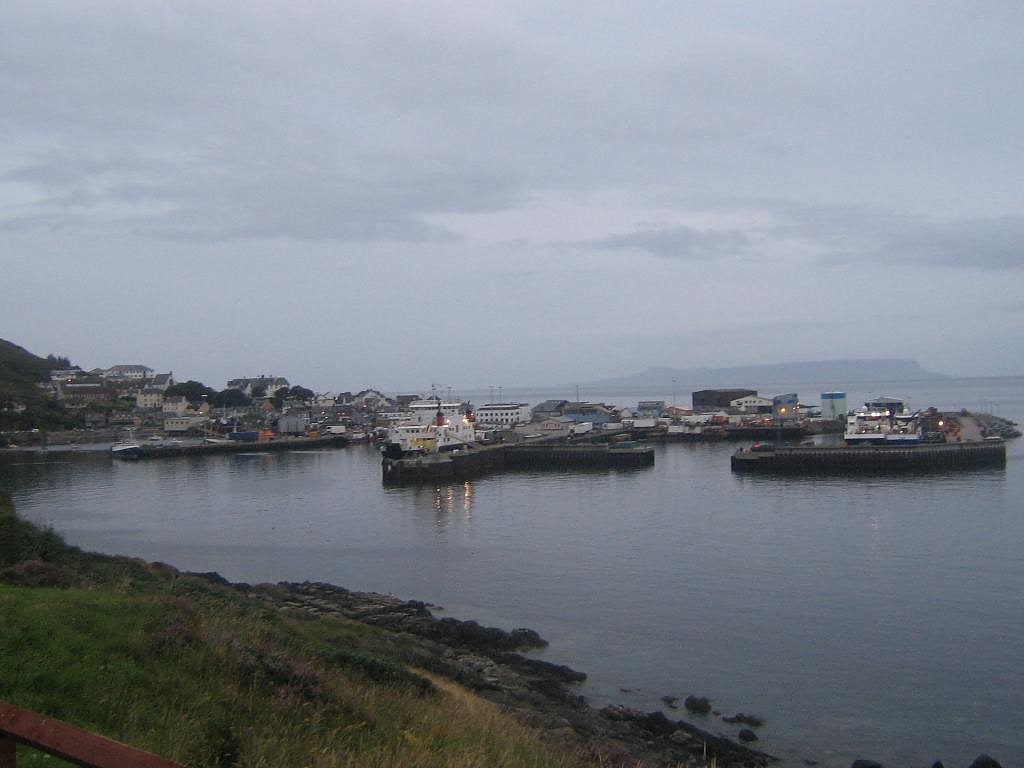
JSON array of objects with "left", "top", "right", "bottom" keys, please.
[
  {"left": 193, "top": 575, "right": 1005, "bottom": 768},
  {"left": 193, "top": 575, "right": 776, "bottom": 768}
]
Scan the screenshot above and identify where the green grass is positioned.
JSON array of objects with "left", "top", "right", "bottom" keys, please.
[{"left": 0, "top": 495, "right": 584, "bottom": 767}]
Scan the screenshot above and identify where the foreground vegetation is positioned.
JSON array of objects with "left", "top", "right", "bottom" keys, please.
[{"left": 0, "top": 495, "right": 582, "bottom": 767}]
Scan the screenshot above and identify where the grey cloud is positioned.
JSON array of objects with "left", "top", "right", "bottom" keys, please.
[
  {"left": 580, "top": 204, "right": 1024, "bottom": 271},
  {"left": 2, "top": 149, "right": 522, "bottom": 243},
  {"left": 584, "top": 224, "right": 751, "bottom": 260},
  {"left": 882, "top": 217, "right": 1024, "bottom": 270},
  {"left": 773, "top": 204, "right": 1024, "bottom": 270}
]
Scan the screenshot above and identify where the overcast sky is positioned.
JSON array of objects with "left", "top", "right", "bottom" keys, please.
[{"left": 2, "top": 1, "right": 1022, "bottom": 393}]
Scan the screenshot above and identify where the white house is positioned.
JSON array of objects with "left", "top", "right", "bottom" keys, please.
[
  {"left": 164, "top": 415, "right": 209, "bottom": 433},
  {"left": 313, "top": 392, "right": 338, "bottom": 407},
  {"left": 104, "top": 364, "right": 154, "bottom": 381},
  {"left": 149, "top": 372, "right": 175, "bottom": 391},
  {"left": 226, "top": 375, "right": 290, "bottom": 397},
  {"left": 162, "top": 395, "right": 189, "bottom": 417},
  {"left": 136, "top": 388, "right": 165, "bottom": 410}
]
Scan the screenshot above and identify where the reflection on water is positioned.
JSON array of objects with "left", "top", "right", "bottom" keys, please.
[{"left": 431, "top": 481, "right": 474, "bottom": 525}]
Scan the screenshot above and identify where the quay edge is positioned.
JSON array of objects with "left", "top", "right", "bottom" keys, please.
[
  {"left": 730, "top": 439, "right": 1006, "bottom": 474},
  {"left": 381, "top": 442, "right": 655, "bottom": 484},
  {"left": 117, "top": 434, "right": 348, "bottom": 460}
]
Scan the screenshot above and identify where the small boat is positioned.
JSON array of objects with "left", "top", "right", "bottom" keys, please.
[{"left": 111, "top": 430, "right": 143, "bottom": 460}]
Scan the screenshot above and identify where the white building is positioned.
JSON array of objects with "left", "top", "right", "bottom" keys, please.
[
  {"left": 822, "top": 392, "right": 848, "bottom": 420},
  {"left": 475, "top": 402, "right": 533, "bottom": 426},
  {"left": 162, "top": 395, "right": 189, "bottom": 417},
  {"left": 104, "top": 364, "right": 154, "bottom": 381},
  {"left": 313, "top": 392, "right": 338, "bottom": 407},
  {"left": 164, "top": 415, "right": 209, "bottom": 433},
  {"left": 730, "top": 395, "right": 774, "bottom": 413}
]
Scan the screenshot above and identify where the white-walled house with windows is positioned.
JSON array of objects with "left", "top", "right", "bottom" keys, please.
[
  {"left": 162, "top": 396, "right": 189, "bottom": 417},
  {"left": 475, "top": 403, "right": 533, "bottom": 426}
]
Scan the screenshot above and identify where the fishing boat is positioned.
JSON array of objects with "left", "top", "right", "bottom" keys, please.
[{"left": 110, "top": 429, "right": 143, "bottom": 460}]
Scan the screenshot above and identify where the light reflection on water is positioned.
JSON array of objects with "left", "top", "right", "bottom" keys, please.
[{"left": 2, "top": 379, "right": 1023, "bottom": 768}]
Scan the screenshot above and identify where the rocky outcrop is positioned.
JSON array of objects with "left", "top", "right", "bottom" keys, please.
[{"left": 684, "top": 695, "right": 712, "bottom": 715}]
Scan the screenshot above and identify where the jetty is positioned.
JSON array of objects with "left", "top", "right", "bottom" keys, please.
[
  {"left": 381, "top": 441, "right": 655, "bottom": 484},
  {"left": 730, "top": 439, "right": 1006, "bottom": 474},
  {"left": 112, "top": 434, "right": 348, "bottom": 460}
]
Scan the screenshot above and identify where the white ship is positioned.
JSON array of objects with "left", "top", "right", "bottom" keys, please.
[
  {"left": 844, "top": 398, "right": 921, "bottom": 446},
  {"left": 380, "top": 399, "right": 478, "bottom": 458}
]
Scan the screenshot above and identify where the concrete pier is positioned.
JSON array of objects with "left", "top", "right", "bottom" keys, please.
[
  {"left": 731, "top": 439, "right": 1006, "bottom": 474},
  {"left": 381, "top": 441, "right": 655, "bottom": 484},
  {"left": 114, "top": 434, "right": 348, "bottom": 459}
]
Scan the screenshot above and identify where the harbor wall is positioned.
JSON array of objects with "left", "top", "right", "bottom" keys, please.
[
  {"left": 124, "top": 435, "right": 348, "bottom": 459},
  {"left": 504, "top": 444, "right": 655, "bottom": 470},
  {"left": 381, "top": 443, "right": 655, "bottom": 484},
  {"left": 730, "top": 440, "right": 1006, "bottom": 474}
]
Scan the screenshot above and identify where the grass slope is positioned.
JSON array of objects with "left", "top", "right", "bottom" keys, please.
[
  {"left": 0, "top": 338, "right": 52, "bottom": 403},
  {"left": 0, "top": 496, "right": 582, "bottom": 768}
]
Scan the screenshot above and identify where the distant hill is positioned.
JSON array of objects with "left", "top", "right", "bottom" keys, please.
[{"left": 583, "top": 359, "right": 947, "bottom": 391}]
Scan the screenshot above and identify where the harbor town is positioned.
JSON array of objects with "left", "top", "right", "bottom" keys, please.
[{"left": 3, "top": 353, "right": 1018, "bottom": 480}]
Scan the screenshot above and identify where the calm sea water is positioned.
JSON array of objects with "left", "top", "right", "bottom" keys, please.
[{"left": 2, "top": 376, "right": 1022, "bottom": 767}]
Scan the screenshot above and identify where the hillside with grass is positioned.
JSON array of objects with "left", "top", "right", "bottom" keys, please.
[
  {"left": 0, "top": 339, "right": 79, "bottom": 431},
  {"left": 0, "top": 339, "right": 55, "bottom": 401},
  {"left": 0, "top": 495, "right": 586, "bottom": 768}
]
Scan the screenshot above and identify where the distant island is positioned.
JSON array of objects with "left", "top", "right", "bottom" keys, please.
[{"left": 578, "top": 358, "right": 948, "bottom": 392}]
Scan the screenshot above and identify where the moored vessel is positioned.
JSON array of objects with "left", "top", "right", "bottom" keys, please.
[
  {"left": 110, "top": 429, "right": 142, "bottom": 460},
  {"left": 379, "top": 398, "right": 478, "bottom": 459}
]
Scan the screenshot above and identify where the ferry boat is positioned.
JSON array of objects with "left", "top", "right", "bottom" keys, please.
[
  {"left": 844, "top": 397, "right": 921, "bottom": 446},
  {"left": 379, "top": 399, "right": 478, "bottom": 459}
]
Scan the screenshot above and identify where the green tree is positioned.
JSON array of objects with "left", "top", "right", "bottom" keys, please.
[
  {"left": 269, "top": 387, "right": 289, "bottom": 410},
  {"left": 211, "top": 388, "right": 250, "bottom": 408},
  {"left": 164, "top": 380, "right": 216, "bottom": 405},
  {"left": 270, "top": 385, "right": 313, "bottom": 410},
  {"left": 289, "top": 385, "right": 315, "bottom": 402},
  {"left": 45, "top": 353, "right": 73, "bottom": 370}
]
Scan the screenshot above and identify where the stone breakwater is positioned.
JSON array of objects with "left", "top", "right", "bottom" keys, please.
[{"left": 224, "top": 578, "right": 775, "bottom": 768}]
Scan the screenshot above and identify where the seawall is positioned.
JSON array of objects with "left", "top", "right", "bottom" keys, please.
[
  {"left": 731, "top": 439, "right": 1006, "bottom": 474},
  {"left": 381, "top": 442, "right": 655, "bottom": 484}
]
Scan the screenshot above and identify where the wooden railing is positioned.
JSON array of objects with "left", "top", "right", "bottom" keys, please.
[{"left": 0, "top": 701, "right": 184, "bottom": 768}]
